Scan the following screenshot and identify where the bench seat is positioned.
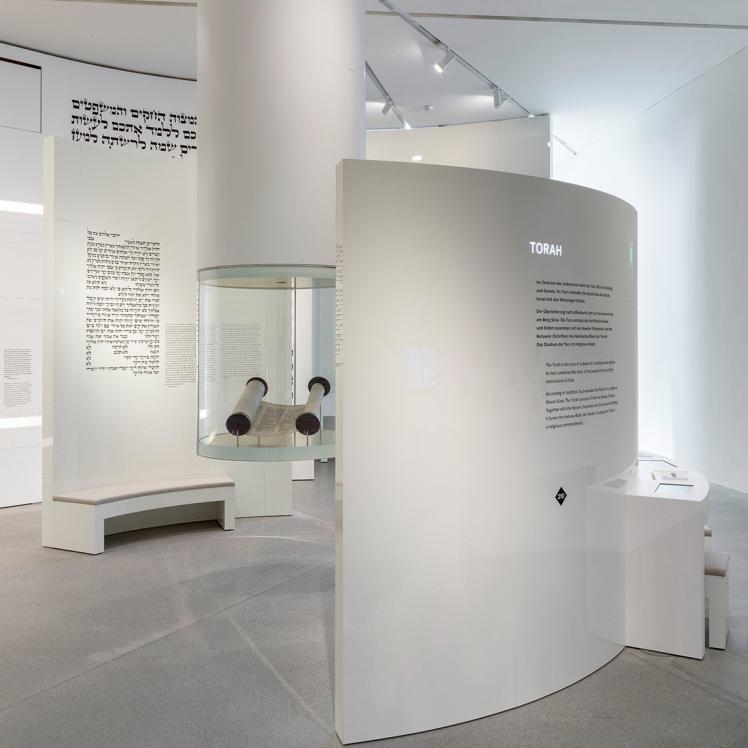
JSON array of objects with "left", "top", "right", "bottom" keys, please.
[
  {"left": 45, "top": 476, "right": 236, "bottom": 555},
  {"left": 54, "top": 477, "right": 235, "bottom": 506}
]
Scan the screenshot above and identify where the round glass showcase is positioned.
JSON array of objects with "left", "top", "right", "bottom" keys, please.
[{"left": 197, "top": 265, "right": 336, "bottom": 461}]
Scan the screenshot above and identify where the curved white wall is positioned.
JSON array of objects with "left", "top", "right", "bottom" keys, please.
[
  {"left": 336, "top": 161, "right": 637, "bottom": 744},
  {"left": 196, "top": 0, "right": 365, "bottom": 270},
  {"left": 0, "top": 41, "right": 196, "bottom": 507}
]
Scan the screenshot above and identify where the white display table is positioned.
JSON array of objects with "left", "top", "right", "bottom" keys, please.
[{"left": 591, "top": 453, "right": 709, "bottom": 659}]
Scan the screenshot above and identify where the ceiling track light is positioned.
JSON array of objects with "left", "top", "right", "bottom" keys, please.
[
  {"left": 378, "top": 0, "right": 536, "bottom": 119},
  {"left": 492, "top": 86, "right": 506, "bottom": 109},
  {"left": 434, "top": 50, "right": 455, "bottom": 74},
  {"left": 387, "top": 101, "right": 411, "bottom": 130},
  {"left": 394, "top": 108, "right": 412, "bottom": 130},
  {"left": 366, "top": 61, "right": 411, "bottom": 130}
]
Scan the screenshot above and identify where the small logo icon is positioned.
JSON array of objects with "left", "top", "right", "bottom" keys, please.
[{"left": 555, "top": 487, "right": 567, "bottom": 506}]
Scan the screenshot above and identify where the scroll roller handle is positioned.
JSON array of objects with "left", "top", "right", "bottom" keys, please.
[
  {"left": 226, "top": 376, "right": 268, "bottom": 436},
  {"left": 295, "top": 376, "right": 331, "bottom": 436}
]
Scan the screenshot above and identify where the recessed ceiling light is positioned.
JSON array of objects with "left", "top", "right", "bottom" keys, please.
[
  {"left": 411, "top": 155, "right": 423, "bottom": 162},
  {"left": 424, "top": 105, "right": 434, "bottom": 112}
]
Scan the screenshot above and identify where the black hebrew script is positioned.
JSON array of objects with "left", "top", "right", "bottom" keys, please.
[
  {"left": 70, "top": 98, "right": 197, "bottom": 158},
  {"left": 85, "top": 230, "right": 160, "bottom": 376}
]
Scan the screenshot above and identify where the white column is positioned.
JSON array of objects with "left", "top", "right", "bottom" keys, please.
[{"left": 197, "top": 0, "right": 366, "bottom": 270}]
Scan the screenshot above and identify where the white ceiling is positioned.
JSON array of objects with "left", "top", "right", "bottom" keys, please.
[
  {"left": 2, "top": 0, "right": 747, "bottom": 158},
  {"left": 0, "top": 0, "right": 197, "bottom": 79}
]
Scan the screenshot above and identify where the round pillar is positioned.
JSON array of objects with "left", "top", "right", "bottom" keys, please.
[{"left": 197, "top": 0, "right": 366, "bottom": 270}]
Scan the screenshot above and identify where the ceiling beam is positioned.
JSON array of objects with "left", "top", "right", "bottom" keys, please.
[
  {"left": 51, "top": 1, "right": 197, "bottom": 7},
  {"left": 366, "top": 10, "right": 748, "bottom": 32},
  {"left": 50, "top": 4, "right": 748, "bottom": 30},
  {"left": 47, "top": 3, "right": 748, "bottom": 29}
]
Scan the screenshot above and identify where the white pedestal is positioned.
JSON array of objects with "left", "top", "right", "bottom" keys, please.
[{"left": 590, "top": 455, "right": 709, "bottom": 659}]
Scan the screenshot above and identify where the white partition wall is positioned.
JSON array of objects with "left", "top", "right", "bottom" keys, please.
[
  {"left": 0, "top": 40, "right": 196, "bottom": 508},
  {"left": 366, "top": 115, "right": 551, "bottom": 178},
  {"left": 335, "top": 161, "right": 637, "bottom": 744},
  {"left": 0, "top": 126, "right": 43, "bottom": 508},
  {"left": 0, "top": 57, "right": 43, "bottom": 507},
  {"left": 42, "top": 139, "right": 290, "bottom": 544}
]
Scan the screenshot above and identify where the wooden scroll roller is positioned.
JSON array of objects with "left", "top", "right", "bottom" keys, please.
[
  {"left": 295, "top": 376, "right": 331, "bottom": 436},
  {"left": 226, "top": 376, "right": 268, "bottom": 436}
]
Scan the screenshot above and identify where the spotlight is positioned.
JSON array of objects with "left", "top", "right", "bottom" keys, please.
[
  {"left": 528, "top": 112, "right": 536, "bottom": 119},
  {"left": 382, "top": 100, "right": 393, "bottom": 115},
  {"left": 434, "top": 50, "right": 455, "bottom": 74},
  {"left": 492, "top": 87, "right": 506, "bottom": 109}
]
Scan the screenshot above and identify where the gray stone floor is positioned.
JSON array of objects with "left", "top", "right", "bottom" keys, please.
[{"left": 0, "top": 463, "right": 746, "bottom": 747}]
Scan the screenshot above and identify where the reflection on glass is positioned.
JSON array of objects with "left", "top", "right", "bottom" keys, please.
[{"left": 197, "top": 265, "right": 335, "bottom": 461}]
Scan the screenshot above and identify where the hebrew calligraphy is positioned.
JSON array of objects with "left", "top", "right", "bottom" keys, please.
[
  {"left": 70, "top": 98, "right": 197, "bottom": 158},
  {"left": 85, "top": 229, "right": 161, "bottom": 376}
]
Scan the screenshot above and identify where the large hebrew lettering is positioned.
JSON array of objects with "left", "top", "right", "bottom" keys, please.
[{"left": 70, "top": 98, "right": 197, "bottom": 158}]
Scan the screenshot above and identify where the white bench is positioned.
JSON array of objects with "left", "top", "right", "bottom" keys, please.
[
  {"left": 705, "top": 550, "right": 730, "bottom": 649},
  {"left": 45, "top": 476, "right": 235, "bottom": 555}
]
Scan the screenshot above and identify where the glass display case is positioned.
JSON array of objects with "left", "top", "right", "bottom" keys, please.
[{"left": 197, "top": 265, "right": 335, "bottom": 460}]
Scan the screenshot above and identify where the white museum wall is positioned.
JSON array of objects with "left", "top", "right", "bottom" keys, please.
[
  {"left": 43, "top": 138, "right": 287, "bottom": 531},
  {"left": 336, "top": 160, "right": 636, "bottom": 743},
  {"left": 0, "top": 57, "right": 41, "bottom": 132},
  {"left": 0, "top": 41, "right": 196, "bottom": 142},
  {"left": 0, "top": 58, "right": 43, "bottom": 507},
  {"left": 0, "top": 39, "right": 551, "bottom": 510},
  {"left": 556, "top": 48, "right": 748, "bottom": 493},
  {"left": 0, "top": 36, "right": 551, "bottom": 507},
  {"left": 366, "top": 115, "right": 551, "bottom": 178},
  {"left": 0, "top": 42, "right": 195, "bottom": 507}
]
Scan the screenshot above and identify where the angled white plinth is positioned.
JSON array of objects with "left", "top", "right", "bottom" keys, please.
[{"left": 590, "top": 455, "right": 709, "bottom": 659}]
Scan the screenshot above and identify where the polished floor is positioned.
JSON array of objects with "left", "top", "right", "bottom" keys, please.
[{"left": 0, "top": 463, "right": 746, "bottom": 748}]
